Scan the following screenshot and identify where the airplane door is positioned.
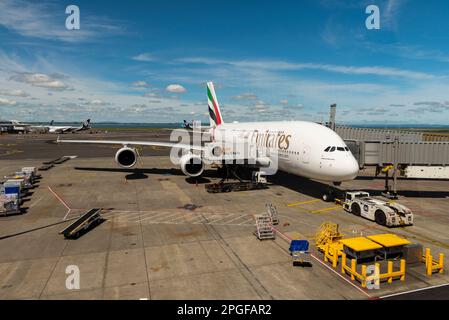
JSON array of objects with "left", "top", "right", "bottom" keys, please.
[{"left": 302, "top": 145, "right": 311, "bottom": 164}]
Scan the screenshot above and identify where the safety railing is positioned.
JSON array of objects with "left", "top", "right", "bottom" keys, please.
[
  {"left": 340, "top": 253, "right": 406, "bottom": 288},
  {"left": 323, "top": 243, "right": 341, "bottom": 268},
  {"left": 423, "top": 248, "right": 444, "bottom": 276}
]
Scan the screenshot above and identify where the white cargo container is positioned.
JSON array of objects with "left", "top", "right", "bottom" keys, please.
[{"left": 403, "top": 166, "right": 449, "bottom": 179}]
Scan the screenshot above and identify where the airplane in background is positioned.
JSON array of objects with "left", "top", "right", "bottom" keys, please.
[
  {"left": 0, "top": 119, "right": 33, "bottom": 133},
  {"left": 47, "top": 119, "right": 91, "bottom": 134},
  {"left": 58, "top": 82, "right": 359, "bottom": 197}
]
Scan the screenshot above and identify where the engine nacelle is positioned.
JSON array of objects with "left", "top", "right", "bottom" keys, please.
[
  {"left": 115, "top": 147, "right": 137, "bottom": 168},
  {"left": 180, "top": 154, "right": 204, "bottom": 177}
]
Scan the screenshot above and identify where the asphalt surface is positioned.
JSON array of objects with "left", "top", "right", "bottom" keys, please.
[
  {"left": 382, "top": 284, "right": 449, "bottom": 300},
  {"left": 0, "top": 130, "right": 173, "bottom": 160}
]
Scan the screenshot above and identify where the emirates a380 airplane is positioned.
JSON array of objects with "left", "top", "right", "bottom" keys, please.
[{"left": 58, "top": 82, "right": 359, "bottom": 190}]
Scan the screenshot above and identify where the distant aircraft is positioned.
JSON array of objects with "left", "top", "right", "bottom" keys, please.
[
  {"left": 182, "top": 120, "right": 192, "bottom": 130},
  {"left": 47, "top": 119, "right": 91, "bottom": 133},
  {"left": 0, "top": 120, "right": 32, "bottom": 133},
  {"left": 58, "top": 83, "right": 359, "bottom": 196}
]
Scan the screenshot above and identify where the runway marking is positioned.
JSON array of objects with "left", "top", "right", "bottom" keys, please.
[
  {"left": 287, "top": 199, "right": 320, "bottom": 207},
  {"left": 308, "top": 206, "right": 341, "bottom": 214},
  {"left": 99, "top": 209, "right": 255, "bottom": 226},
  {"left": 378, "top": 283, "right": 449, "bottom": 299},
  {"left": 152, "top": 212, "right": 186, "bottom": 223},
  {"left": 62, "top": 209, "right": 72, "bottom": 221},
  {"left": 225, "top": 214, "right": 250, "bottom": 224},
  {"left": 47, "top": 186, "right": 71, "bottom": 211},
  {"left": 238, "top": 218, "right": 255, "bottom": 226}
]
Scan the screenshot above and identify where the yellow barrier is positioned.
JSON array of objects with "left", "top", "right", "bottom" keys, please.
[
  {"left": 423, "top": 248, "right": 444, "bottom": 276},
  {"left": 323, "top": 243, "right": 341, "bottom": 268},
  {"left": 341, "top": 253, "right": 406, "bottom": 288}
]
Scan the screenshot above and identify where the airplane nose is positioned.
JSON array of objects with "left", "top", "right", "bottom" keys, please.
[
  {"left": 345, "top": 157, "right": 360, "bottom": 181},
  {"left": 336, "top": 156, "right": 359, "bottom": 181}
]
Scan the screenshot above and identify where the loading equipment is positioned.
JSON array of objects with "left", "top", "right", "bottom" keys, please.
[
  {"left": 59, "top": 208, "right": 103, "bottom": 239},
  {"left": 205, "top": 165, "right": 268, "bottom": 193}
]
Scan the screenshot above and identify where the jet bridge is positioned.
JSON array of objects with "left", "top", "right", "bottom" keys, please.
[
  {"left": 326, "top": 106, "right": 449, "bottom": 197},
  {"left": 344, "top": 138, "right": 449, "bottom": 198},
  {"left": 346, "top": 140, "right": 449, "bottom": 168}
]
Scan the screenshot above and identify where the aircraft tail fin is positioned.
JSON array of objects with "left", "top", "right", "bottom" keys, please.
[
  {"left": 82, "top": 119, "right": 91, "bottom": 129},
  {"left": 206, "top": 82, "right": 223, "bottom": 127}
]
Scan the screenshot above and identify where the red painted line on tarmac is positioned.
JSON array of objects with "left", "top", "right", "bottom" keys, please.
[
  {"left": 271, "top": 226, "right": 372, "bottom": 299},
  {"left": 47, "top": 186, "right": 71, "bottom": 211}
]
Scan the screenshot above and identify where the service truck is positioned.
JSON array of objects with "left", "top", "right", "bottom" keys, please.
[{"left": 342, "top": 191, "right": 413, "bottom": 227}]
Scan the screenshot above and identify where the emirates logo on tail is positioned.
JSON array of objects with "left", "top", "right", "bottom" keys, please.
[{"left": 207, "top": 82, "right": 223, "bottom": 127}]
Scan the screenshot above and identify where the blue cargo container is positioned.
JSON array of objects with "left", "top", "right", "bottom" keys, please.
[{"left": 4, "top": 186, "right": 20, "bottom": 195}]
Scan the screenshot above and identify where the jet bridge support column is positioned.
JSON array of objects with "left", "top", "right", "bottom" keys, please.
[
  {"left": 328, "top": 104, "right": 337, "bottom": 131},
  {"left": 381, "top": 137, "right": 399, "bottom": 200}
]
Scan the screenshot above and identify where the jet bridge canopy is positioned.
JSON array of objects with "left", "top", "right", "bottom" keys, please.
[{"left": 346, "top": 140, "right": 449, "bottom": 167}]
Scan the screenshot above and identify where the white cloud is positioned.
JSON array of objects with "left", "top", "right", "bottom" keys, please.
[
  {"left": 0, "top": 89, "right": 29, "bottom": 97},
  {"left": 87, "top": 99, "right": 109, "bottom": 106},
  {"left": 166, "top": 84, "right": 187, "bottom": 93},
  {"left": 10, "top": 72, "right": 69, "bottom": 90},
  {"left": 132, "top": 53, "right": 156, "bottom": 62},
  {"left": 0, "top": 0, "right": 125, "bottom": 42},
  {"left": 178, "top": 57, "right": 435, "bottom": 80},
  {"left": 279, "top": 99, "right": 289, "bottom": 105},
  {"left": 383, "top": 0, "right": 408, "bottom": 27},
  {"left": 231, "top": 93, "right": 258, "bottom": 100},
  {"left": 0, "top": 97, "right": 17, "bottom": 106},
  {"left": 131, "top": 80, "right": 150, "bottom": 87}
]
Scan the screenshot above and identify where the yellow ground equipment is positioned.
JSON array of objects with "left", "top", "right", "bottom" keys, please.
[
  {"left": 341, "top": 253, "right": 406, "bottom": 288},
  {"left": 367, "top": 234, "right": 411, "bottom": 260},
  {"left": 339, "top": 237, "right": 383, "bottom": 261},
  {"left": 315, "top": 222, "right": 343, "bottom": 251},
  {"left": 423, "top": 248, "right": 444, "bottom": 276}
]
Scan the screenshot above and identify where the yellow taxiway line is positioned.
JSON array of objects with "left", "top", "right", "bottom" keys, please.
[
  {"left": 287, "top": 199, "right": 321, "bottom": 207},
  {"left": 308, "top": 206, "right": 341, "bottom": 214}
]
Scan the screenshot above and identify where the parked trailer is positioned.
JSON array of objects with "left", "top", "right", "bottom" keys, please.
[
  {"left": 21, "top": 167, "right": 39, "bottom": 179},
  {"left": 0, "top": 193, "right": 20, "bottom": 216},
  {"left": 341, "top": 191, "right": 413, "bottom": 227},
  {"left": 4, "top": 172, "right": 34, "bottom": 188},
  {"left": 1, "top": 179, "right": 26, "bottom": 202}
]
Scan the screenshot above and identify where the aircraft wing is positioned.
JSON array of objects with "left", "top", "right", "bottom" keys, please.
[{"left": 57, "top": 138, "right": 203, "bottom": 151}]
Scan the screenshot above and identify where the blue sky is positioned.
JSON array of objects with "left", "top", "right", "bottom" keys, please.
[{"left": 1, "top": 0, "right": 449, "bottom": 124}]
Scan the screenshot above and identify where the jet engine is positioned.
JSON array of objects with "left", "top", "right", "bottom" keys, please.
[
  {"left": 180, "top": 154, "right": 204, "bottom": 177},
  {"left": 115, "top": 147, "right": 137, "bottom": 168}
]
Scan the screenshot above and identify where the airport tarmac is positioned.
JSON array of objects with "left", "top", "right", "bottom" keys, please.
[{"left": 0, "top": 131, "right": 448, "bottom": 300}]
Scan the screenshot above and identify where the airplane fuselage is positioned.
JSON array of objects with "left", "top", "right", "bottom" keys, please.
[{"left": 212, "top": 121, "right": 359, "bottom": 182}]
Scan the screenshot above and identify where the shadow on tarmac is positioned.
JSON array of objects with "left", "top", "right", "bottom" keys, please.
[{"left": 74, "top": 167, "right": 449, "bottom": 199}]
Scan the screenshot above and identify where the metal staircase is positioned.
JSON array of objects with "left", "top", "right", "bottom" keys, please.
[
  {"left": 265, "top": 203, "right": 279, "bottom": 225},
  {"left": 254, "top": 214, "right": 275, "bottom": 240}
]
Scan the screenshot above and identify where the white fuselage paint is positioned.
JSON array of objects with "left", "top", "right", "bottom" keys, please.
[{"left": 212, "top": 121, "right": 359, "bottom": 182}]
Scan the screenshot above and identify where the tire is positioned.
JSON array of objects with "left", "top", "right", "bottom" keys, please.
[
  {"left": 322, "top": 193, "right": 333, "bottom": 202},
  {"left": 351, "top": 203, "right": 361, "bottom": 216},
  {"left": 375, "top": 210, "right": 387, "bottom": 226}
]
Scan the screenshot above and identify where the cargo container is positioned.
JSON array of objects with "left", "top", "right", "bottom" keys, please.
[{"left": 0, "top": 193, "right": 20, "bottom": 215}]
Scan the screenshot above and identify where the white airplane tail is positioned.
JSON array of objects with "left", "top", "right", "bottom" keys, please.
[{"left": 207, "top": 82, "right": 224, "bottom": 127}]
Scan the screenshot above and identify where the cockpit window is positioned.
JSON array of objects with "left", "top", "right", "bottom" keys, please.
[
  {"left": 345, "top": 147, "right": 349, "bottom": 151},
  {"left": 330, "top": 147, "right": 336, "bottom": 152},
  {"left": 337, "top": 147, "right": 345, "bottom": 151},
  {"left": 324, "top": 146, "right": 331, "bottom": 152}
]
